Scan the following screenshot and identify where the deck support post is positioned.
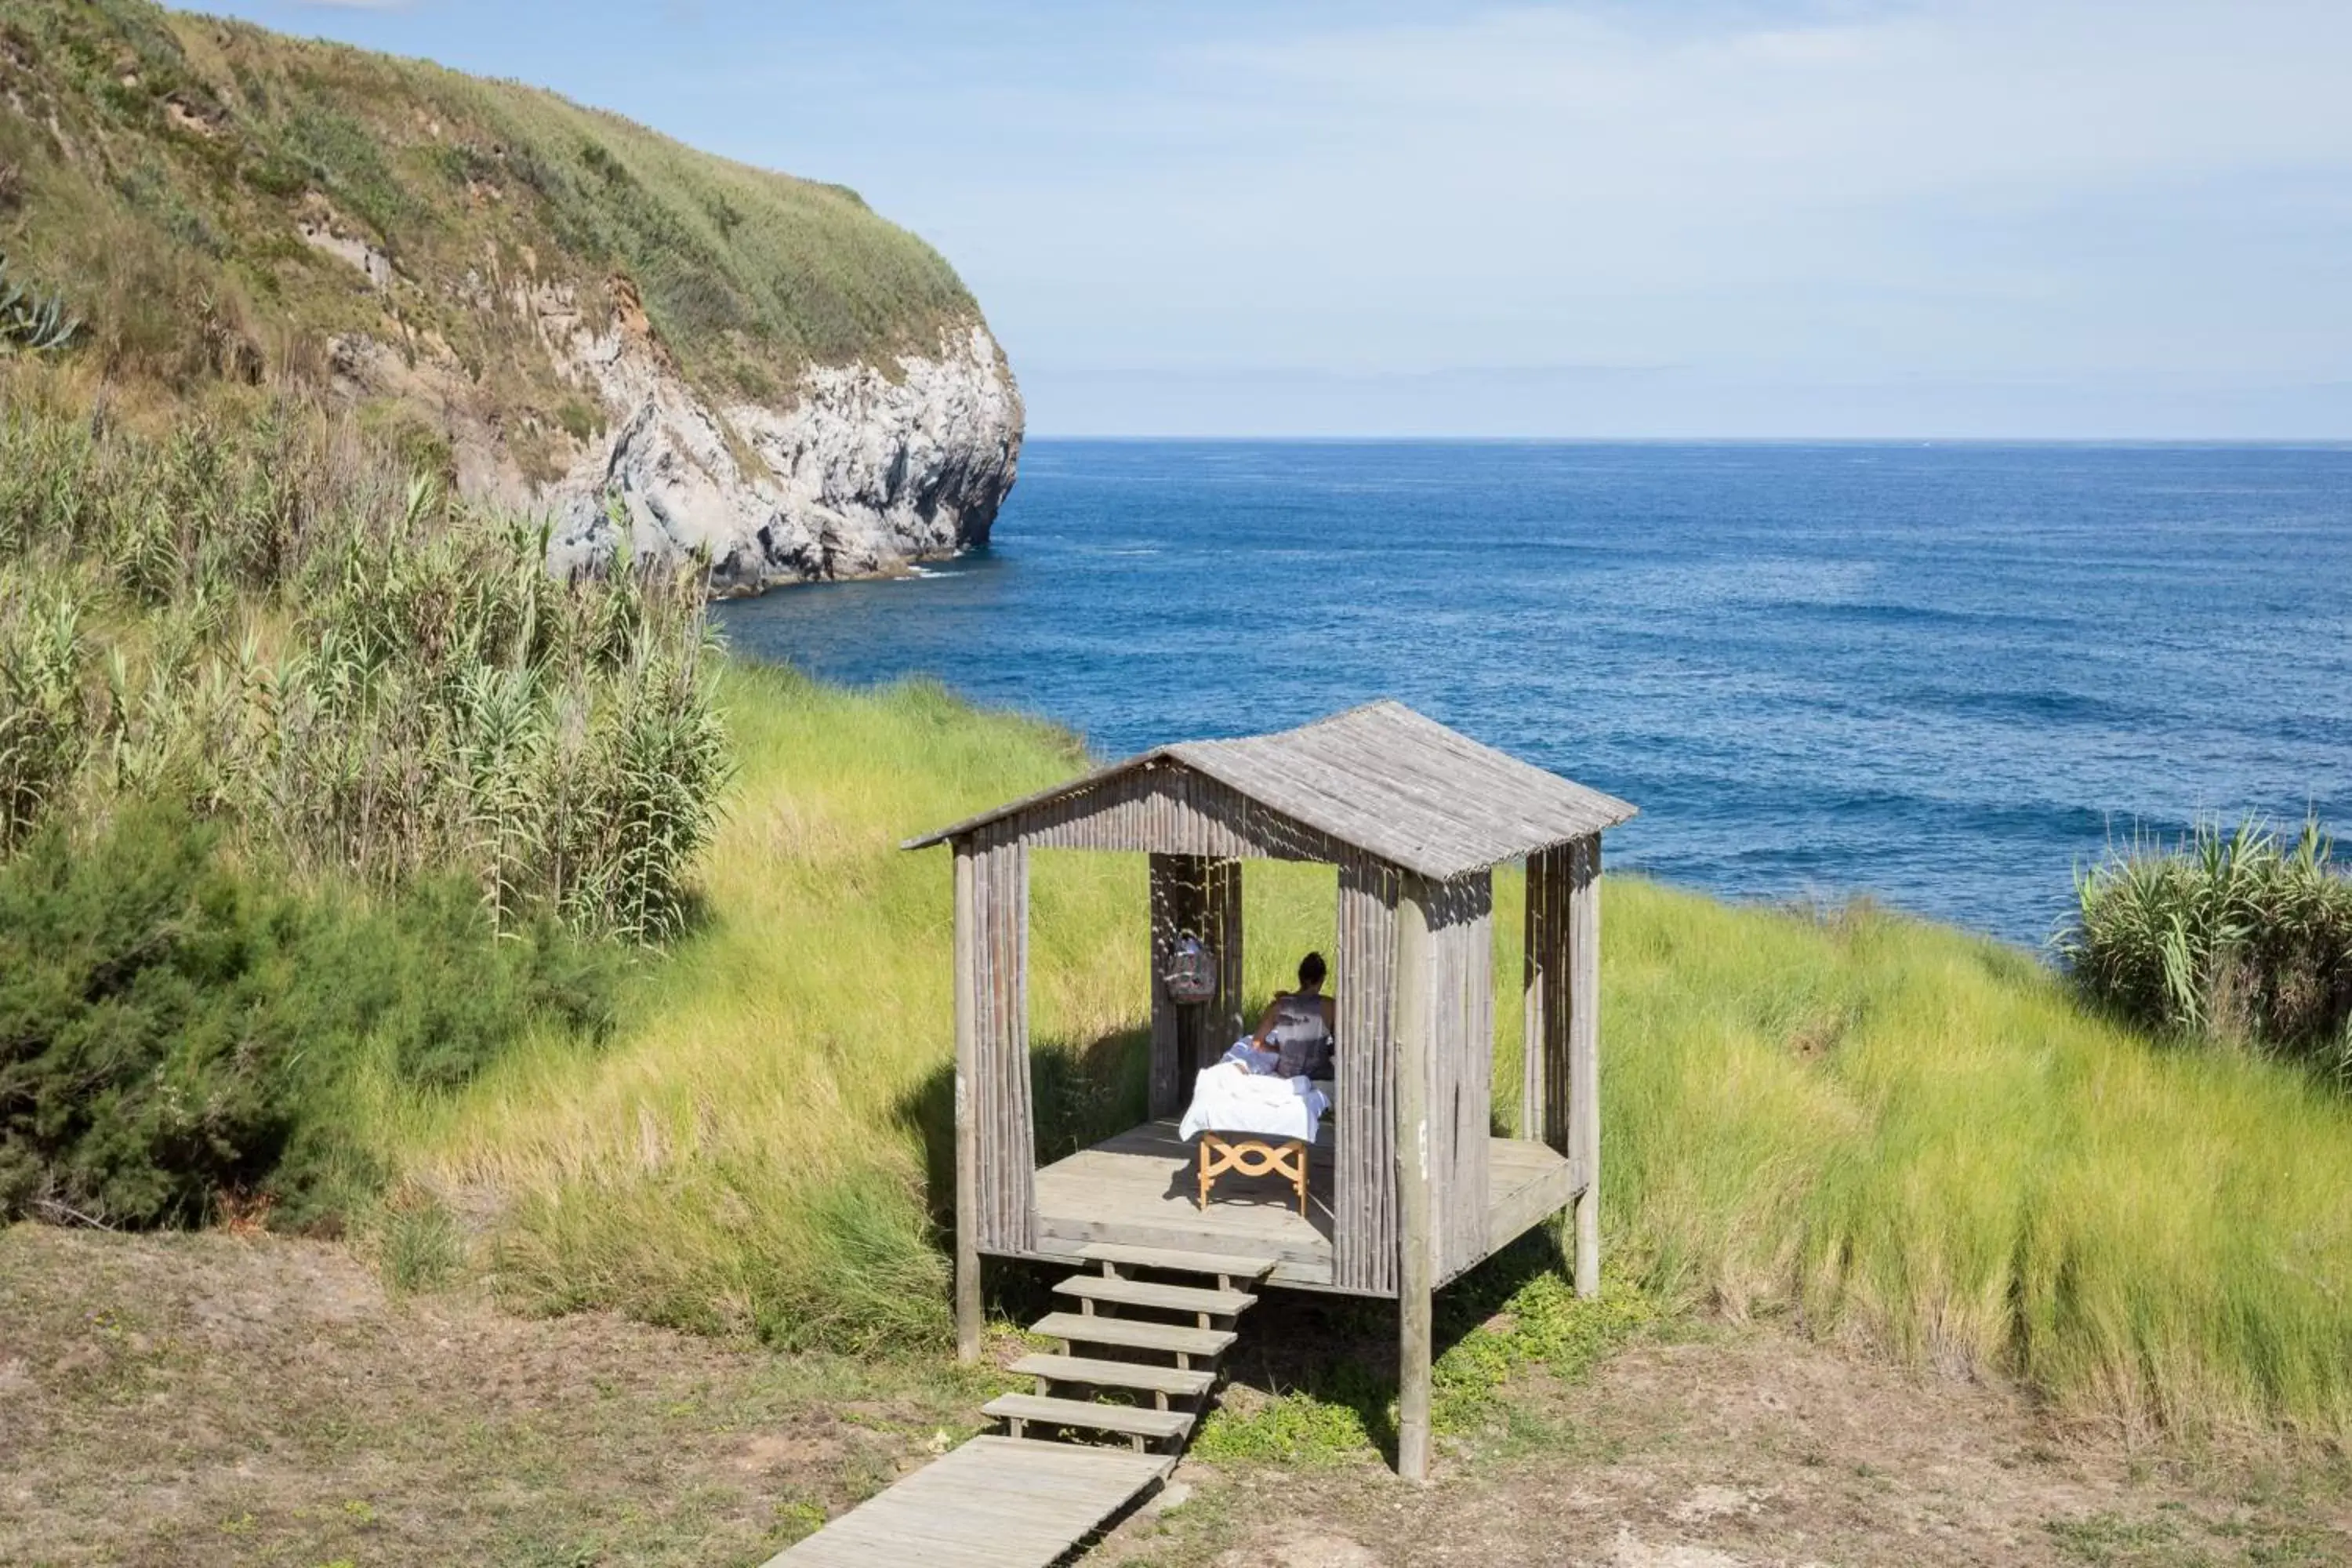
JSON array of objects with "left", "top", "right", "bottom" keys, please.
[
  {"left": 1394, "top": 874, "right": 1436, "bottom": 1484},
  {"left": 952, "top": 843, "right": 983, "bottom": 1361},
  {"left": 1566, "top": 836, "right": 1602, "bottom": 1298}
]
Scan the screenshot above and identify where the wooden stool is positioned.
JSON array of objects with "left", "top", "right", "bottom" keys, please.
[{"left": 1196, "top": 1132, "right": 1308, "bottom": 1217}]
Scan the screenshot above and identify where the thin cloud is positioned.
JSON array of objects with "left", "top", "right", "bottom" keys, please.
[{"left": 182, "top": 0, "right": 2352, "bottom": 435}]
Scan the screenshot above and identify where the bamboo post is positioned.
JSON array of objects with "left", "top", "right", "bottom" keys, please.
[
  {"left": 1333, "top": 858, "right": 1399, "bottom": 1296},
  {"left": 1520, "top": 850, "right": 1549, "bottom": 1142},
  {"left": 951, "top": 841, "right": 982, "bottom": 1360},
  {"left": 1567, "top": 836, "right": 1602, "bottom": 1298},
  {"left": 1394, "top": 874, "right": 1436, "bottom": 1483},
  {"left": 1207, "top": 857, "right": 1244, "bottom": 1048}
]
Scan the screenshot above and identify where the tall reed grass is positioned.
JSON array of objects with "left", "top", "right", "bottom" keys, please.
[
  {"left": 405, "top": 672, "right": 2352, "bottom": 1436},
  {"left": 1593, "top": 884, "right": 2352, "bottom": 1436},
  {"left": 0, "top": 391, "right": 728, "bottom": 939},
  {"left": 2062, "top": 818, "right": 2352, "bottom": 1078}
]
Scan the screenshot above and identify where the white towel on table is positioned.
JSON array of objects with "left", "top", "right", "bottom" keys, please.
[{"left": 1178, "top": 1062, "right": 1330, "bottom": 1143}]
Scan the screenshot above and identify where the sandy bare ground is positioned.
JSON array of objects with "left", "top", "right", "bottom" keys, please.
[{"left": 4, "top": 1225, "right": 2346, "bottom": 1567}]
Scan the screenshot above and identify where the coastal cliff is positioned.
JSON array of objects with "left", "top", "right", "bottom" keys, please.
[
  {"left": 325, "top": 274, "right": 1023, "bottom": 592},
  {"left": 0, "top": 0, "right": 1021, "bottom": 590},
  {"left": 545, "top": 318, "right": 1019, "bottom": 592}
]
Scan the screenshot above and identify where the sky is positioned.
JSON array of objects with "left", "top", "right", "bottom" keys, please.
[{"left": 202, "top": 1, "right": 2352, "bottom": 438}]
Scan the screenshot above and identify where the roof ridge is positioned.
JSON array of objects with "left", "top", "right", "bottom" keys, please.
[
  {"left": 1241, "top": 696, "right": 1410, "bottom": 745},
  {"left": 903, "top": 699, "right": 1635, "bottom": 866}
]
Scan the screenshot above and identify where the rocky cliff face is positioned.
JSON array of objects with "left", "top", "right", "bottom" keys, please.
[
  {"left": 4, "top": 0, "right": 1024, "bottom": 598},
  {"left": 327, "top": 275, "right": 1022, "bottom": 595},
  {"left": 546, "top": 317, "right": 1022, "bottom": 593}
]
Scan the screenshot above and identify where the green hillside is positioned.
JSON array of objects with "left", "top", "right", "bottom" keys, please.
[
  {"left": 384, "top": 664, "right": 2352, "bottom": 1439},
  {"left": 0, "top": 0, "right": 976, "bottom": 421}
]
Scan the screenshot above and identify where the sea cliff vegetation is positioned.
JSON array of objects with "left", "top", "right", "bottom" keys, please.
[{"left": 0, "top": 0, "right": 977, "bottom": 426}]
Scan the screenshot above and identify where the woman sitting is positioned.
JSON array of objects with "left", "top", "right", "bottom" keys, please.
[{"left": 1250, "top": 951, "right": 1337, "bottom": 1080}]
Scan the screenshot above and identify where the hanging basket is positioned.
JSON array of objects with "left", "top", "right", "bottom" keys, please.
[{"left": 1162, "top": 935, "right": 1218, "bottom": 1004}]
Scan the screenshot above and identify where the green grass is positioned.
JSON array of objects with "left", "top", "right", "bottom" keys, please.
[
  {"left": 389, "top": 664, "right": 2352, "bottom": 1439},
  {"left": 0, "top": 395, "right": 730, "bottom": 942},
  {"left": 372, "top": 1190, "right": 465, "bottom": 1294},
  {"left": 1605, "top": 887, "right": 2352, "bottom": 1435},
  {"left": 1190, "top": 1256, "right": 1661, "bottom": 1466}
]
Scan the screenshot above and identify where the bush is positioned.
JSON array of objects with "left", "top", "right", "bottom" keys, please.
[
  {"left": 0, "top": 803, "right": 617, "bottom": 1229},
  {"left": 2061, "top": 817, "right": 2352, "bottom": 1076}
]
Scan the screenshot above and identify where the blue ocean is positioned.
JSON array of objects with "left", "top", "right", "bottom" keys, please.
[{"left": 716, "top": 441, "right": 2352, "bottom": 947}]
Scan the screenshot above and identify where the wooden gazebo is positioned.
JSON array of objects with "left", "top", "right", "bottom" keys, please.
[{"left": 905, "top": 700, "right": 1634, "bottom": 1477}]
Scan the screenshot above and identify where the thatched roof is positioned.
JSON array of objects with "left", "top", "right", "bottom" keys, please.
[{"left": 903, "top": 700, "right": 1635, "bottom": 880}]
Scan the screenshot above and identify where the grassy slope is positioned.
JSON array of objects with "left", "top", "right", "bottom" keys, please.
[
  {"left": 0, "top": 0, "right": 975, "bottom": 427},
  {"left": 397, "top": 665, "right": 2352, "bottom": 1436}
]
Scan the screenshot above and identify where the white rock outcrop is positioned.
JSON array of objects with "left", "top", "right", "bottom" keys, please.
[
  {"left": 546, "top": 318, "right": 1022, "bottom": 593},
  {"left": 320, "top": 245, "right": 1022, "bottom": 597}
]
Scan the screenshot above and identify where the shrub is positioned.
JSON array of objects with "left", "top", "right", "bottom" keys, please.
[
  {"left": 0, "top": 803, "right": 618, "bottom": 1229},
  {"left": 2060, "top": 817, "right": 2352, "bottom": 1076},
  {"left": 0, "top": 805, "right": 278, "bottom": 1226}
]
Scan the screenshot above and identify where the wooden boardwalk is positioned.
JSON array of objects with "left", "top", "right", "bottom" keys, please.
[
  {"left": 768, "top": 1243, "right": 1274, "bottom": 1566},
  {"left": 761, "top": 1436, "right": 1171, "bottom": 1567}
]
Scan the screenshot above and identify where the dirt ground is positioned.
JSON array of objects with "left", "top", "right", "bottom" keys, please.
[
  {"left": 4, "top": 1225, "right": 2347, "bottom": 1567},
  {"left": 1106, "top": 1331, "right": 2352, "bottom": 1567},
  {"left": 0, "top": 1225, "right": 983, "bottom": 1566}
]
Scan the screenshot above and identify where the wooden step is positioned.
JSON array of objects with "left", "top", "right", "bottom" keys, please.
[
  {"left": 1031, "top": 1312, "right": 1235, "bottom": 1363},
  {"left": 984, "top": 1392, "right": 1195, "bottom": 1447},
  {"left": 1055, "top": 1275, "right": 1255, "bottom": 1321},
  {"left": 1010, "top": 1353, "right": 1216, "bottom": 1403},
  {"left": 764, "top": 1436, "right": 1171, "bottom": 1565},
  {"left": 1079, "top": 1242, "right": 1278, "bottom": 1284}
]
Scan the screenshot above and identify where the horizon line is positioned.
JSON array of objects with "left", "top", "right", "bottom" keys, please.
[{"left": 1020, "top": 433, "right": 2352, "bottom": 447}]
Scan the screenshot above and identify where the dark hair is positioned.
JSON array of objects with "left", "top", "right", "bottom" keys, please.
[{"left": 1298, "top": 951, "right": 1327, "bottom": 989}]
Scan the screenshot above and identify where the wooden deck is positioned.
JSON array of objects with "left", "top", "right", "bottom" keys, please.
[
  {"left": 1024, "top": 1120, "right": 1581, "bottom": 1292},
  {"left": 764, "top": 1436, "right": 1171, "bottom": 1567}
]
